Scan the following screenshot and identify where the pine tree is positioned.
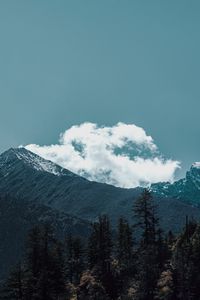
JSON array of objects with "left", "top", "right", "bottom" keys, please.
[
  {"left": 50, "top": 241, "right": 66, "bottom": 299},
  {"left": 88, "top": 215, "right": 112, "bottom": 274},
  {"left": 24, "top": 226, "right": 42, "bottom": 299},
  {"left": 155, "top": 268, "right": 176, "bottom": 300},
  {"left": 0, "top": 263, "right": 25, "bottom": 300},
  {"left": 116, "top": 217, "right": 133, "bottom": 269},
  {"left": 88, "top": 215, "right": 116, "bottom": 299},
  {"left": 65, "top": 234, "right": 84, "bottom": 284},
  {"left": 77, "top": 271, "right": 109, "bottom": 300},
  {"left": 24, "top": 224, "right": 66, "bottom": 300},
  {"left": 35, "top": 223, "right": 67, "bottom": 300},
  {"left": 133, "top": 189, "right": 162, "bottom": 300},
  {"left": 156, "top": 229, "right": 169, "bottom": 270},
  {"left": 172, "top": 220, "right": 200, "bottom": 300},
  {"left": 116, "top": 216, "right": 134, "bottom": 295},
  {"left": 189, "top": 225, "right": 200, "bottom": 299},
  {"left": 133, "top": 189, "right": 159, "bottom": 246}
]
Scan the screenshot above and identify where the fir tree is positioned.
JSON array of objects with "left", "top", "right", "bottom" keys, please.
[
  {"left": 155, "top": 268, "right": 176, "bottom": 300},
  {"left": 24, "top": 226, "right": 42, "bottom": 299},
  {"left": 133, "top": 189, "right": 162, "bottom": 300},
  {"left": 65, "top": 234, "right": 84, "bottom": 284},
  {"left": 35, "top": 223, "right": 66, "bottom": 300},
  {"left": 133, "top": 189, "right": 159, "bottom": 246},
  {"left": 88, "top": 215, "right": 116, "bottom": 299},
  {"left": 88, "top": 215, "right": 112, "bottom": 274},
  {"left": 116, "top": 217, "right": 134, "bottom": 295},
  {"left": 0, "top": 263, "right": 25, "bottom": 300},
  {"left": 77, "top": 271, "right": 109, "bottom": 300},
  {"left": 116, "top": 217, "right": 133, "bottom": 269}
]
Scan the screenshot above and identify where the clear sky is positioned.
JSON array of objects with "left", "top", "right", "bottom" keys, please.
[{"left": 0, "top": 0, "right": 200, "bottom": 179}]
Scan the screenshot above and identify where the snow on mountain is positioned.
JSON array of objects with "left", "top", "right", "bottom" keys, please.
[
  {"left": 14, "top": 148, "right": 61, "bottom": 175},
  {"left": 192, "top": 162, "right": 200, "bottom": 169},
  {"left": 0, "top": 147, "right": 77, "bottom": 178},
  {"left": 151, "top": 162, "right": 200, "bottom": 204}
]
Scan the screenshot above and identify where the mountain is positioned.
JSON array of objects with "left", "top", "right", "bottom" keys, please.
[
  {"left": 0, "top": 147, "right": 141, "bottom": 222},
  {"left": 1, "top": 147, "right": 200, "bottom": 280},
  {"left": 0, "top": 148, "right": 200, "bottom": 230},
  {"left": 151, "top": 162, "right": 200, "bottom": 205}
]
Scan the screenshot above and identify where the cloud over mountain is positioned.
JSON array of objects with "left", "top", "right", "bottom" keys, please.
[{"left": 25, "top": 122, "right": 180, "bottom": 188}]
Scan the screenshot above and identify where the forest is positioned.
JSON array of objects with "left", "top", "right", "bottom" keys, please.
[{"left": 1, "top": 189, "right": 200, "bottom": 300}]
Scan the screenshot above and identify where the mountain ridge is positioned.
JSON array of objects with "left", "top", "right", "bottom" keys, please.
[
  {"left": 151, "top": 163, "right": 200, "bottom": 205},
  {"left": 0, "top": 147, "right": 200, "bottom": 228}
]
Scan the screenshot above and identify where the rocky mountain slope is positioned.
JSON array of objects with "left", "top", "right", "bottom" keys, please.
[
  {"left": 0, "top": 148, "right": 200, "bottom": 230},
  {"left": 151, "top": 162, "right": 200, "bottom": 205},
  {"left": 0, "top": 148, "right": 141, "bottom": 222}
]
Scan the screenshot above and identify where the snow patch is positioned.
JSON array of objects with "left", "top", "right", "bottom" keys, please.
[
  {"left": 15, "top": 149, "right": 62, "bottom": 176},
  {"left": 192, "top": 162, "right": 200, "bottom": 169}
]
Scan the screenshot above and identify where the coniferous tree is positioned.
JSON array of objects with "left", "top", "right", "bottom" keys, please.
[
  {"left": 155, "top": 268, "right": 176, "bottom": 300},
  {"left": 88, "top": 215, "right": 112, "bottom": 273},
  {"left": 134, "top": 189, "right": 159, "bottom": 246},
  {"left": 88, "top": 215, "right": 117, "bottom": 299},
  {"left": 35, "top": 224, "right": 55, "bottom": 300},
  {"left": 156, "top": 229, "right": 169, "bottom": 269},
  {"left": 77, "top": 271, "right": 109, "bottom": 300},
  {"left": 65, "top": 234, "right": 84, "bottom": 284},
  {"left": 35, "top": 223, "right": 67, "bottom": 300},
  {"left": 116, "top": 217, "right": 134, "bottom": 295},
  {"left": 172, "top": 220, "right": 198, "bottom": 300},
  {"left": 189, "top": 225, "right": 200, "bottom": 299},
  {"left": 117, "top": 217, "right": 133, "bottom": 269},
  {"left": 50, "top": 241, "right": 66, "bottom": 299},
  {"left": 24, "top": 226, "right": 42, "bottom": 299},
  {"left": 133, "top": 189, "right": 162, "bottom": 300},
  {"left": 0, "top": 263, "right": 25, "bottom": 300},
  {"left": 4, "top": 204, "right": 200, "bottom": 300},
  {"left": 24, "top": 224, "right": 67, "bottom": 300}
]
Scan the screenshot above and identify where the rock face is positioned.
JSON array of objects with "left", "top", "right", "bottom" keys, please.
[{"left": 151, "top": 163, "right": 200, "bottom": 205}]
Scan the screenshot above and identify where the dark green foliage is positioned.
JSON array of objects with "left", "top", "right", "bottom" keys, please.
[
  {"left": 3, "top": 190, "right": 200, "bottom": 300},
  {"left": 88, "top": 215, "right": 112, "bottom": 272},
  {"left": 0, "top": 263, "right": 25, "bottom": 300},
  {"left": 115, "top": 217, "right": 135, "bottom": 296},
  {"left": 65, "top": 234, "right": 85, "bottom": 284},
  {"left": 1, "top": 224, "right": 67, "bottom": 300},
  {"left": 133, "top": 189, "right": 164, "bottom": 300},
  {"left": 26, "top": 224, "right": 66, "bottom": 300},
  {"left": 77, "top": 271, "right": 109, "bottom": 300},
  {"left": 155, "top": 267, "right": 175, "bottom": 300},
  {"left": 172, "top": 220, "right": 200, "bottom": 300},
  {"left": 88, "top": 215, "right": 117, "bottom": 299},
  {"left": 117, "top": 217, "right": 134, "bottom": 269},
  {"left": 133, "top": 189, "right": 159, "bottom": 246}
]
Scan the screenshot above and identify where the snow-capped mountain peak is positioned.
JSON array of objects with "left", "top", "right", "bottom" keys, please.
[
  {"left": 0, "top": 147, "right": 76, "bottom": 178},
  {"left": 14, "top": 147, "right": 62, "bottom": 175},
  {"left": 151, "top": 162, "right": 200, "bottom": 204},
  {"left": 192, "top": 162, "right": 200, "bottom": 169}
]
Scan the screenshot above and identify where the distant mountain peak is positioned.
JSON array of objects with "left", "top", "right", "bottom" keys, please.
[
  {"left": 192, "top": 162, "right": 200, "bottom": 169},
  {"left": 151, "top": 161, "right": 200, "bottom": 204},
  {"left": 0, "top": 147, "right": 77, "bottom": 178}
]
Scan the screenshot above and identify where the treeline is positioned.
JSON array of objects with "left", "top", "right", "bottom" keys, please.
[{"left": 1, "top": 189, "right": 200, "bottom": 299}]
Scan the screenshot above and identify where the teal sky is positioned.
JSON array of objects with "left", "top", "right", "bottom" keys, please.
[{"left": 0, "top": 0, "right": 200, "bottom": 178}]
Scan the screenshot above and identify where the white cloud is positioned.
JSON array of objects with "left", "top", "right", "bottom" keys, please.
[{"left": 25, "top": 122, "right": 180, "bottom": 188}]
